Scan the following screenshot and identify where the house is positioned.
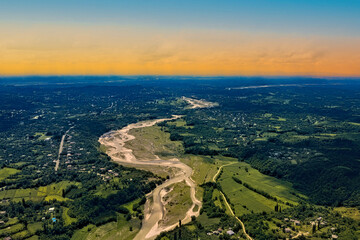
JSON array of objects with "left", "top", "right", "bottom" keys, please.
[
  {"left": 0, "top": 221, "right": 5, "bottom": 225},
  {"left": 226, "top": 230, "right": 235, "bottom": 236},
  {"left": 284, "top": 228, "right": 292, "bottom": 233},
  {"left": 49, "top": 207, "right": 55, "bottom": 212},
  {"left": 284, "top": 218, "right": 289, "bottom": 222},
  {"left": 294, "top": 220, "right": 300, "bottom": 226},
  {"left": 0, "top": 211, "right": 6, "bottom": 215},
  {"left": 332, "top": 235, "right": 338, "bottom": 239}
]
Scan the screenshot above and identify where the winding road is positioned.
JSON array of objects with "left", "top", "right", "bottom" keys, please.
[
  {"left": 214, "top": 163, "right": 253, "bottom": 240},
  {"left": 212, "top": 162, "right": 236, "bottom": 182}
]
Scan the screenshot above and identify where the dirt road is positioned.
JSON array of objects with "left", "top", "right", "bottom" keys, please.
[
  {"left": 214, "top": 163, "right": 253, "bottom": 240},
  {"left": 212, "top": 162, "right": 236, "bottom": 182}
]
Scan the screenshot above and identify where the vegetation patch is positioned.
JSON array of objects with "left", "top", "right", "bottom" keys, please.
[
  {"left": 71, "top": 214, "right": 140, "bottom": 240},
  {"left": 161, "top": 181, "right": 192, "bottom": 227},
  {"left": 219, "top": 162, "right": 303, "bottom": 215},
  {"left": 0, "top": 167, "right": 20, "bottom": 180},
  {"left": 127, "top": 126, "right": 184, "bottom": 161},
  {"left": 62, "top": 207, "right": 77, "bottom": 226}
]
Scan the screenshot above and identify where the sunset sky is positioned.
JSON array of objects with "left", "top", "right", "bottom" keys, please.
[{"left": 1, "top": 0, "right": 360, "bottom": 76}]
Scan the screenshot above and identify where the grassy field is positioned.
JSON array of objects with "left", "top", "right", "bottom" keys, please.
[
  {"left": 0, "top": 223, "right": 25, "bottom": 236},
  {"left": 334, "top": 207, "right": 360, "bottom": 221},
  {"left": 181, "top": 155, "right": 235, "bottom": 185},
  {"left": 71, "top": 214, "right": 140, "bottom": 240},
  {"left": 0, "top": 167, "right": 20, "bottom": 181},
  {"left": 127, "top": 126, "right": 184, "bottom": 161},
  {"left": 0, "top": 181, "right": 80, "bottom": 202},
  {"left": 349, "top": 122, "right": 360, "bottom": 126},
  {"left": 162, "top": 181, "right": 192, "bottom": 226},
  {"left": 167, "top": 119, "right": 194, "bottom": 129},
  {"left": 196, "top": 213, "right": 221, "bottom": 229},
  {"left": 212, "top": 189, "right": 231, "bottom": 215},
  {"left": 219, "top": 162, "right": 304, "bottom": 216},
  {"left": 62, "top": 207, "right": 77, "bottom": 226},
  {"left": 122, "top": 198, "right": 142, "bottom": 215},
  {"left": 34, "top": 132, "right": 51, "bottom": 141},
  {"left": 27, "top": 222, "right": 43, "bottom": 234}
]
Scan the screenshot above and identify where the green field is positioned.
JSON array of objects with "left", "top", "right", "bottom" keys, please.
[
  {"left": 0, "top": 167, "right": 20, "bottom": 180},
  {"left": 219, "top": 162, "right": 304, "bottom": 216},
  {"left": 212, "top": 189, "right": 231, "bottom": 215},
  {"left": 181, "top": 155, "right": 225, "bottom": 185},
  {"left": 0, "top": 223, "right": 25, "bottom": 236},
  {"left": 62, "top": 207, "right": 78, "bottom": 226},
  {"left": 162, "top": 181, "right": 192, "bottom": 226},
  {"left": 0, "top": 181, "right": 80, "bottom": 202},
  {"left": 335, "top": 207, "right": 360, "bottom": 221},
  {"left": 34, "top": 132, "right": 51, "bottom": 141},
  {"left": 127, "top": 125, "right": 184, "bottom": 161},
  {"left": 71, "top": 214, "right": 140, "bottom": 240}
]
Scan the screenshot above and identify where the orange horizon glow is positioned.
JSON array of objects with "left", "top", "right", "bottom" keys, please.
[{"left": 1, "top": 25, "right": 360, "bottom": 77}]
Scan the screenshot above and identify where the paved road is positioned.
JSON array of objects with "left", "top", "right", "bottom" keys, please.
[{"left": 55, "top": 127, "right": 73, "bottom": 172}]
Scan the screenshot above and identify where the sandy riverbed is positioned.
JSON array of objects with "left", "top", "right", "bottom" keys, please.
[{"left": 99, "top": 116, "right": 202, "bottom": 240}]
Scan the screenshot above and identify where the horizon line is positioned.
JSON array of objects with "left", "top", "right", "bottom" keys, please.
[{"left": 1, "top": 74, "right": 360, "bottom": 79}]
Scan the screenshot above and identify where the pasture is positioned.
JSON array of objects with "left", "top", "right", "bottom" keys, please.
[
  {"left": 162, "top": 181, "right": 192, "bottom": 226},
  {"left": 0, "top": 167, "right": 20, "bottom": 181},
  {"left": 0, "top": 181, "right": 80, "bottom": 202},
  {"left": 71, "top": 214, "right": 140, "bottom": 240},
  {"left": 219, "top": 162, "right": 304, "bottom": 216}
]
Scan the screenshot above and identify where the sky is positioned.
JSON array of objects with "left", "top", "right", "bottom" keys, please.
[{"left": 1, "top": 0, "right": 360, "bottom": 76}]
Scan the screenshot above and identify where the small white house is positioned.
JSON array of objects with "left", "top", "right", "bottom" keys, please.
[{"left": 227, "top": 230, "right": 235, "bottom": 236}]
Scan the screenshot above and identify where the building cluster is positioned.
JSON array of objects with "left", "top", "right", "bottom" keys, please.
[{"left": 207, "top": 227, "right": 235, "bottom": 236}]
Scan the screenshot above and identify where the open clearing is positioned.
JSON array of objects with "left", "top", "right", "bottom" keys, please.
[
  {"left": 161, "top": 181, "right": 192, "bottom": 226},
  {"left": 334, "top": 207, "right": 360, "bottom": 221},
  {"left": 0, "top": 167, "right": 20, "bottom": 180},
  {"left": 0, "top": 180, "right": 80, "bottom": 202},
  {"left": 219, "top": 162, "right": 304, "bottom": 216},
  {"left": 126, "top": 125, "right": 184, "bottom": 161},
  {"left": 71, "top": 214, "right": 140, "bottom": 240}
]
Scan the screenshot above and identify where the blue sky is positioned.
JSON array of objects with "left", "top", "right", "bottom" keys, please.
[
  {"left": 1, "top": 0, "right": 359, "bottom": 35},
  {"left": 1, "top": 0, "right": 360, "bottom": 76}
]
